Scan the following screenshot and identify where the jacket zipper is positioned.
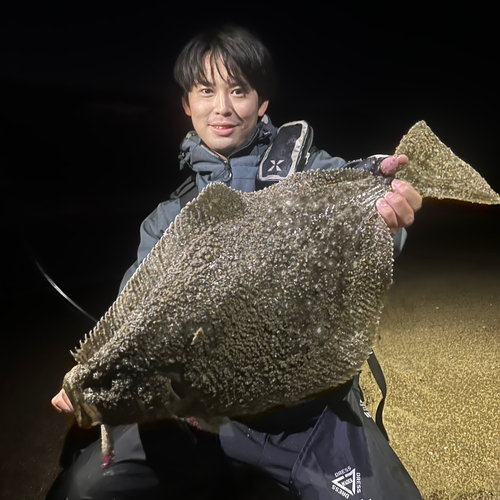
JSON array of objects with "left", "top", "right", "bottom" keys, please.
[
  {"left": 221, "top": 158, "right": 232, "bottom": 182},
  {"left": 199, "top": 145, "right": 233, "bottom": 183},
  {"left": 199, "top": 126, "right": 273, "bottom": 184}
]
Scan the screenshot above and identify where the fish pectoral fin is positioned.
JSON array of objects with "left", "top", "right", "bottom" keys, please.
[{"left": 191, "top": 327, "right": 205, "bottom": 345}]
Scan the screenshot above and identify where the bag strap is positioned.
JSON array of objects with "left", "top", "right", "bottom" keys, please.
[
  {"left": 179, "top": 181, "right": 199, "bottom": 208},
  {"left": 171, "top": 173, "right": 199, "bottom": 208},
  {"left": 256, "top": 120, "right": 314, "bottom": 189},
  {"left": 366, "top": 351, "right": 390, "bottom": 441}
]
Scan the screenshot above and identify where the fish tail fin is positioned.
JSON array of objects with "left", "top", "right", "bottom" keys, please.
[{"left": 394, "top": 121, "right": 500, "bottom": 205}]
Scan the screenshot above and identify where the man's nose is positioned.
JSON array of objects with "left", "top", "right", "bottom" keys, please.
[{"left": 214, "top": 91, "right": 232, "bottom": 115}]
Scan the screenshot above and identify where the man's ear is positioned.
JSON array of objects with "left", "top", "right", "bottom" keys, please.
[
  {"left": 182, "top": 97, "right": 191, "bottom": 116},
  {"left": 258, "top": 100, "right": 269, "bottom": 117}
]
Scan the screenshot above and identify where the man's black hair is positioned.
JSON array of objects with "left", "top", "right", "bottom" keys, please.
[{"left": 174, "top": 25, "right": 276, "bottom": 105}]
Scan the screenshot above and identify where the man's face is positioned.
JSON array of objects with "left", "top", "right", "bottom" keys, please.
[{"left": 182, "top": 55, "right": 269, "bottom": 158}]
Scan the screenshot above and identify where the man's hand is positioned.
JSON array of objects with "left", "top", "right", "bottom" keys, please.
[
  {"left": 376, "top": 155, "right": 422, "bottom": 235},
  {"left": 51, "top": 389, "right": 74, "bottom": 413}
]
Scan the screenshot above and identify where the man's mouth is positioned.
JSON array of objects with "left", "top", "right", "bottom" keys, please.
[{"left": 211, "top": 124, "right": 236, "bottom": 136}]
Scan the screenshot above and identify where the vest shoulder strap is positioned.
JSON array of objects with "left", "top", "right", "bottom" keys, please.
[{"left": 256, "top": 120, "right": 314, "bottom": 190}]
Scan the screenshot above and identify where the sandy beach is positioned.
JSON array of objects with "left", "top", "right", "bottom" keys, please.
[{"left": 360, "top": 223, "right": 500, "bottom": 499}]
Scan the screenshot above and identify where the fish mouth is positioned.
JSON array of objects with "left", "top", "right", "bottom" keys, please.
[
  {"left": 66, "top": 387, "right": 103, "bottom": 428},
  {"left": 75, "top": 398, "right": 103, "bottom": 428},
  {"left": 63, "top": 366, "right": 103, "bottom": 428}
]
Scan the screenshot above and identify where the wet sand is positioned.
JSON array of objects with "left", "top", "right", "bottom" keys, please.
[{"left": 1, "top": 207, "right": 499, "bottom": 500}]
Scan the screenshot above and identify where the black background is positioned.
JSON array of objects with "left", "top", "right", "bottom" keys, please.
[{"left": 1, "top": 3, "right": 498, "bottom": 328}]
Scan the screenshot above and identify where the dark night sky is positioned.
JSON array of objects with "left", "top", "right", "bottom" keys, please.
[{"left": 1, "top": 4, "right": 498, "bottom": 316}]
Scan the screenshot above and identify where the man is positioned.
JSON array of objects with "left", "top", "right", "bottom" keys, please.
[{"left": 49, "top": 25, "right": 421, "bottom": 499}]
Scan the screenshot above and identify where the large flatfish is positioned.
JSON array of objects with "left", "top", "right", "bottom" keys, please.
[{"left": 62, "top": 121, "right": 500, "bottom": 441}]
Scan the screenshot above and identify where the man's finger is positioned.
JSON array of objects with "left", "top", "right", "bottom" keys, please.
[
  {"left": 61, "top": 390, "right": 73, "bottom": 411},
  {"left": 376, "top": 198, "right": 398, "bottom": 235},
  {"left": 51, "top": 389, "right": 74, "bottom": 413},
  {"left": 391, "top": 180, "right": 422, "bottom": 212},
  {"left": 384, "top": 191, "right": 415, "bottom": 228}
]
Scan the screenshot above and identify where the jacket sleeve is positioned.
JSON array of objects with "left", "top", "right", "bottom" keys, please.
[
  {"left": 305, "top": 149, "right": 346, "bottom": 171},
  {"left": 118, "top": 198, "right": 182, "bottom": 293}
]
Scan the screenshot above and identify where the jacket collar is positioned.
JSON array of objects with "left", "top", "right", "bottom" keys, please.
[{"left": 178, "top": 114, "right": 277, "bottom": 173}]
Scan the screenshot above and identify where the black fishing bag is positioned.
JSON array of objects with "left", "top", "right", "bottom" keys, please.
[{"left": 290, "top": 375, "right": 422, "bottom": 500}]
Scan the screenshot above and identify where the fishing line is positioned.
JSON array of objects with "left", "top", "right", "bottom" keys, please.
[{"left": 30, "top": 253, "right": 98, "bottom": 324}]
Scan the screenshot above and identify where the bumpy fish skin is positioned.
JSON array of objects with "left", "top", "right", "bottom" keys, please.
[
  {"left": 64, "top": 168, "right": 394, "bottom": 428},
  {"left": 63, "top": 121, "right": 500, "bottom": 430}
]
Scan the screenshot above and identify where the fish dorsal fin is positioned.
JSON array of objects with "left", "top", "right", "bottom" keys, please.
[
  {"left": 71, "top": 182, "right": 247, "bottom": 365},
  {"left": 395, "top": 120, "right": 500, "bottom": 205}
]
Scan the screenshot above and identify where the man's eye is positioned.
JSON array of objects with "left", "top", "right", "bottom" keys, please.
[
  {"left": 200, "top": 88, "right": 213, "bottom": 95},
  {"left": 232, "top": 88, "right": 245, "bottom": 96}
]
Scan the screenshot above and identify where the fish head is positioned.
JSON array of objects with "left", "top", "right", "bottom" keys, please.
[{"left": 62, "top": 357, "right": 192, "bottom": 428}]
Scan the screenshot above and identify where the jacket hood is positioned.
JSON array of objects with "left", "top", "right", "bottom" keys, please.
[{"left": 178, "top": 114, "right": 277, "bottom": 175}]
